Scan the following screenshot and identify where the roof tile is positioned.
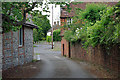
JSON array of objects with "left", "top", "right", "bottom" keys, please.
[{"left": 60, "top": 2, "right": 117, "bottom": 18}]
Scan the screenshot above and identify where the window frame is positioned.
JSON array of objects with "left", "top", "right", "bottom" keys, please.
[
  {"left": 67, "top": 18, "right": 72, "bottom": 25},
  {"left": 19, "top": 27, "right": 24, "bottom": 47}
]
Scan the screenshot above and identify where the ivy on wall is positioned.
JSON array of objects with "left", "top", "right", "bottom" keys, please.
[{"left": 63, "top": 2, "right": 120, "bottom": 54}]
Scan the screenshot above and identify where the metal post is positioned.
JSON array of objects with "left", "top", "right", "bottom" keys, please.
[{"left": 52, "top": 5, "right": 53, "bottom": 49}]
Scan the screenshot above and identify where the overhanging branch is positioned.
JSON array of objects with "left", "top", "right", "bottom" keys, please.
[
  {"left": 25, "top": 2, "right": 37, "bottom": 13},
  {"left": 2, "top": 2, "right": 37, "bottom": 26}
]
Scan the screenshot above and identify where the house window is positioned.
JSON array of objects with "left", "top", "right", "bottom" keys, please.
[
  {"left": 67, "top": 18, "right": 72, "bottom": 25},
  {"left": 19, "top": 27, "right": 23, "bottom": 46}
]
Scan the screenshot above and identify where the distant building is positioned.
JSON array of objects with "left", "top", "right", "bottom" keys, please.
[
  {"left": 47, "top": 21, "right": 60, "bottom": 36},
  {"left": 34, "top": 3, "right": 61, "bottom": 27},
  {"left": 43, "top": 4, "right": 61, "bottom": 27}
]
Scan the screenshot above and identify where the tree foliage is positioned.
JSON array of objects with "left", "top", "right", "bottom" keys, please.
[
  {"left": 32, "top": 12, "right": 51, "bottom": 42},
  {"left": 2, "top": 2, "right": 42, "bottom": 32},
  {"left": 64, "top": 2, "right": 120, "bottom": 53},
  {"left": 33, "top": 28, "right": 39, "bottom": 43},
  {"left": 46, "top": 36, "right": 52, "bottom": 42},
  {"left": 53, "top": 29, "right": 61, "bottom": 41},
  {"left": 2, "top": 1, "right": 73, "bottom": 33}
]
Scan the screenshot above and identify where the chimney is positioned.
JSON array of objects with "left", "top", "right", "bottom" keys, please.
[
  {"left": 54, "top": 22, "right": 56, "bottom": 25},
  {"left": 57, "top": 21, "right": 59, "bottom": 25}
]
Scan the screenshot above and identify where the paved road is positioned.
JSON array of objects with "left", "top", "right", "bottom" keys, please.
[{"left": 34, "top": 44, "right": 96, "bottom": 78}]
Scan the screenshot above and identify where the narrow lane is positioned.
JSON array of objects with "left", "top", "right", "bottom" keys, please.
[{"left": 34, "top": 43, "right": 96, "bottom": 78}]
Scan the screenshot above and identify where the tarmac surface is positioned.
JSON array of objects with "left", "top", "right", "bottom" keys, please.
[{"left": 33, "top": 44, "right": 96, "bottom": 78}]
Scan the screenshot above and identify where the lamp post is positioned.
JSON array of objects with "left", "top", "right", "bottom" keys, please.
[{"left": 52, "top": 5, "right": 53, "bottom": 49}]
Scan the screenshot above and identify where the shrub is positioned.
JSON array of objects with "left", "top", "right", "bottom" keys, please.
[
  {"left": 64, "top": 2, "right": 120, "bottom": 53},
  {"left": 46, "top": 36, "right": 52, "bottom": 42},
  {"left": 53, "top": 29, "right": 61, "bottom": 41},
  {"left": 80, "top": 3, "right": 107, "bottom": 24}
]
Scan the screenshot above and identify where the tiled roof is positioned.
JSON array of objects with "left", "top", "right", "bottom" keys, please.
[
  {"left": 23, "top": 22, "right": 38, "bottom": 29},
  {"left": 60, "top": 2, "right": 117, "bottom": 18},
  {"left": 25, "top": 13, "right": 38, "bottom": 29}
]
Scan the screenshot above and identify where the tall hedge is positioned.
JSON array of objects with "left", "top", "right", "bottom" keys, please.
[
  {"left": 46, "top": 36, "right": 52, "bottom": 42},
  {"left": 53, "top": 29, "right": 61, "bottom": 41}
]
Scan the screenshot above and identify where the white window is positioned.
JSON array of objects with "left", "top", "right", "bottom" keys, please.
[
  {"left": 67, "top": 18, "right": 72, "bottom": 25},
  {"left": 19, "top": 27, "right": 23, "bottom": 46}
]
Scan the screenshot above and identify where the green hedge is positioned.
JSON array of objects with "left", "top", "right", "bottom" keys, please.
[
  {"left": 46, "top": 36, "right": 52, "bottom": 42},
  {"left": 53, "top": 29, "right": 61, "bottom": 41}
]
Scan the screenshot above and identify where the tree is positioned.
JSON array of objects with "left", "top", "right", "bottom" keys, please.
[
  {"left": 2, "top": 2, "right": 42, "bottom": 32},
  {"left": 32, "top": 12, "right": 51, "bottom": 41},
  {"left": 2, "top": 1, "right": 72, "bottom": 33},
  {"left": 33, "top": 28, "right": 38, "bottom": 43},
  {"left": 53, "top": 29, "right": 61, "bottom": 41}
]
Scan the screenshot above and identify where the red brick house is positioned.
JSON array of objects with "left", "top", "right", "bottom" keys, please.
[
  {"left": 60, "top": 2, "right": 117, "bottom": 58},
  {"left": 60, "top": 2, "right": 119, "bottom": 77}
]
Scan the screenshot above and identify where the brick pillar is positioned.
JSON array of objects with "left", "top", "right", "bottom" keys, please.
[{"left": 57, "top": 21, "right": 59, "bottom": 25}]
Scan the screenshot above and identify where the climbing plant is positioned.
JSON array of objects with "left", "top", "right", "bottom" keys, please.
[
  {"left": 63, "top": 2, "right": 120, "bottom": 54},
  {"left": 64, "top": 3, "right": 108, "bottom": 44}
]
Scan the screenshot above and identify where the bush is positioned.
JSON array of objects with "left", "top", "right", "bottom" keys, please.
[
  {"left": 42, "top": 37, "right": 46, "bottom": 41},
  {"left": 63, "top": 2, "right": 120, "bottom": 52},
  {"left": 53, "top": 29, "right": 61, "bottom": 41},
  {"left": 32, "top": 12, "right": 51, "bottom": 41},
  {"left": 64, "top": 3, "right": 107, "bottom": 43},
  {"left": 33, "top": 29, "right": 39, "bottom": 43},
  {"left": 80, "top": 3, "right": 107, "bottom": 24},
  {"left": 46, "top": 36, "right": 52, "bottom": 42}
]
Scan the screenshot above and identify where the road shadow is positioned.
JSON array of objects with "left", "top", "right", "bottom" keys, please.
[{"left": 2, "top": 60, "right": 44, "bottom": 78}]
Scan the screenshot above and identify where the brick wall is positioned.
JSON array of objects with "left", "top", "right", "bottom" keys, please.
[
  {"left": 54, "top": 41, "right": 61, "bottom": 51},
  {"left": 61, "top": 37, "right": 70, "bottom": 57},
  {"left": 70, "top": 42, "right": 120, "bottom": 76},
  {"left": 0, "top": 27, "right": 2, "bottom": 77},
  {"left": 2, "top": 26, "right": 34, "bottom": 70},
  {"left": 3, "top": 31, "right": 13, "bottom": 69},
  {"left": 24, "top": 27, "right": 33, "bottom": 63}
]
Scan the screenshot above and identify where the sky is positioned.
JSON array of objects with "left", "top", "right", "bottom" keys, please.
[{"left": 33, "top": 0, "right": 61, "bottom": 27}]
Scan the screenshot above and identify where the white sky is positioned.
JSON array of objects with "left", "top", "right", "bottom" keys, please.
[{"left": 33, "top": 0, "right": 61, "bottom": 27}]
